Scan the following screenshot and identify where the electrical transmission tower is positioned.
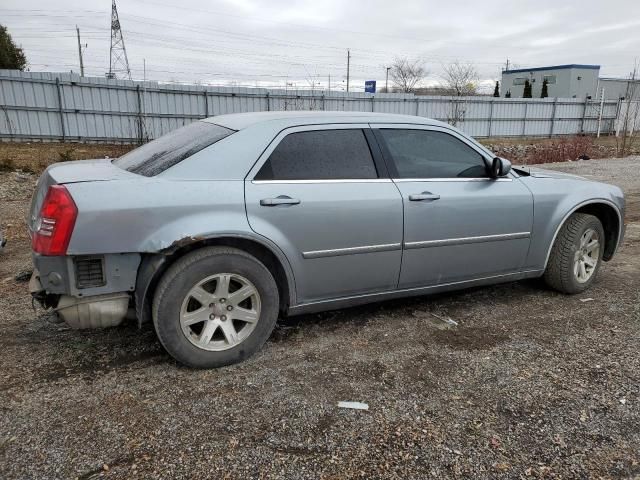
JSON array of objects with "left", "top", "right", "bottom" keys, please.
[{"left": 106, "top": 0, "right": 131, "bottom": 79}]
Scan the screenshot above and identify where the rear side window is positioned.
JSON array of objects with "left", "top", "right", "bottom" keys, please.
[
  {"left": 114, "top": 122, "right": 235, "bottom": 177},
  {"left": 254, "top": 129, "right": 378, "bottom": 180},
  {"left": 379, "top": 129, "right": 488, "bottom": 179}
]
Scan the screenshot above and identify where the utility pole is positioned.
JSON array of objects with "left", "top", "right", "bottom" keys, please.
[
  {"left": 385, "top": 66, "right": 391, "bottom": 93},
  {"left": 76, "top": 25, "right": 85, "bottom": 77},
  {"left": 107, "top": 0, "right": 131, "bottom": 80},
  {"left": 346, "top": 49, "right": 350, "bottom": 93},
  {"left": 505, "top": 58, "right": 510, "bottom": 71},
  {"left": 328, "top": 73, "right": 331, "bottom": 93}
]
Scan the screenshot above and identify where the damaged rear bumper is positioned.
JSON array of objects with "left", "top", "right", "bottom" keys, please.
[
  {"left": 30, "top": 269, "right": 131, "bottom": 329},
  {"left": 30, "top": 252, "right": 141, "bottom": 329}
]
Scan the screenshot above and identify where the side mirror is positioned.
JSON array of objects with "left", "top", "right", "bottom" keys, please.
[{"left": 489, "top": 157, "right": 511, "bottom": 178}]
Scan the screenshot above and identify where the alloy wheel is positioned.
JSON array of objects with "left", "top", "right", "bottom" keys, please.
[
  {"left": 179, "top": 273, "right": 261, "bottom": 351},
  {"left": 573, "top": 228, "right": 600, "bottom": 283}
]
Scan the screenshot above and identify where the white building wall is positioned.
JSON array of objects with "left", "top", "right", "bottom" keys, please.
[
  {"left": 501, "top": 65, "right": 600, "bottom": 99},
  {"left": 598, "top": 78, "right": 640, "bottom": 100}
]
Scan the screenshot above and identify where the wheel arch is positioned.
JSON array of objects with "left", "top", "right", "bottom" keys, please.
[
  {"left": 544, "top": 199, "right": 622, "bottom": 269},
  {"left": 135, "top": 233, "right": 296, "bottom": 326}
]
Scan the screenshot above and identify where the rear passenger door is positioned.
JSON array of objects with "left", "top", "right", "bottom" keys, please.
[{"left": 245, "top": 125, "right": 404, "bottom": 303}]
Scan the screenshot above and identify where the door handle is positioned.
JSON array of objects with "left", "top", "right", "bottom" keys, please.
[
  {"left": 408, "top": 192, "right": 441, "bottom": 202},
  {"left": 260, "top": 195, "right": 301, "bottom": 206}
]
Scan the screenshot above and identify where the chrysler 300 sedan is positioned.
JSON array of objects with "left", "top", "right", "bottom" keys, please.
[{"left": 28, "top": 111, "right": 625, "bottom": 368}]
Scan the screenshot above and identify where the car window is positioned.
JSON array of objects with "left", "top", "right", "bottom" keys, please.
[
  {"left": 379, "top": 129, "right": 488, "bottom": 179},
  {"left": 114, "top": 121, "right": 235, "bottom": 177},
  {"left": 254, "top": 129, "right": 378, "bottom": 180}
]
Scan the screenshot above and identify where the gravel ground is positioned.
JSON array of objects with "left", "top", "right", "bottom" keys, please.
[{"left": 1, "top": 157, "right": 639, "bottom": 479}]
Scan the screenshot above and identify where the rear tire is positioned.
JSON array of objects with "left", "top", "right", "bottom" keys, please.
[
  {"left": 152, "top": 247, "right": 279, "bottom": 368},
  {"left": 543, "top": 213, "right": 604, "bottom": 294}
]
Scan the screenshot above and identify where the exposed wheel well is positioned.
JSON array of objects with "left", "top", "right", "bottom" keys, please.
[
  {"left": 137, "top": 237, "right": 293, "bottom": 325},
  {"left": 573, "top": 202, "right": 621, "bottom": 260}
]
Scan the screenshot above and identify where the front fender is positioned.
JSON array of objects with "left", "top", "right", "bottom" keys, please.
[{"left": 518, "top": 176, "right": 624, "bottom": 270}]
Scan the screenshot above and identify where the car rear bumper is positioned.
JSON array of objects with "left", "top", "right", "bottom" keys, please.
[{"left": 31, "top": 252, "right": 141, "bottom": 297}]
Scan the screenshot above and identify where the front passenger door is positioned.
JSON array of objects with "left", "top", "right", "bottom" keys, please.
[{"left": 373, "top": 125, "right": 534, "bottom": 288}]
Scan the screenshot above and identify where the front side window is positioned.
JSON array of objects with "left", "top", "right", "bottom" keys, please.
[
  {"left": 254, "top": 129, "right": 378, "bottom": 180},
  {"left": 378, "top": 129, "right": 488, "bottom": 179},
  {"left": 513, "top": 77, "right": 527, "bottom": 85}
]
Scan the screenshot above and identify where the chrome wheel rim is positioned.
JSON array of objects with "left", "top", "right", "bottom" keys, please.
[
  {"left": 179, "top": 273, "right": 261, "bottom": 351},
  {"left": 573, "top": 228, "right": 600, "bottom": 283}
]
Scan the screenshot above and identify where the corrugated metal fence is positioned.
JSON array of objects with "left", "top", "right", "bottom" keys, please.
[{"left": 0, "top": 70, "right": 620, "bottom": 143}]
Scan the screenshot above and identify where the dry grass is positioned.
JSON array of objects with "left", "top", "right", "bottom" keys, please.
[
  {"left": 0, "top": 142, "right": 134, "bottom": 174},
  {"left": 480, "top": 135, "right": 640, "bottom": 165}
]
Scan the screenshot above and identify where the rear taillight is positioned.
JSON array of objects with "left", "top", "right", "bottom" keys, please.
[{"left": 32, "top": 185, "right": 78, "bottom": 256}]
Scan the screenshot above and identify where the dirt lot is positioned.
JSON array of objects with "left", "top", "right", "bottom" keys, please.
[{"left": 1, "top": 156, "right": 639, "bottom": 479}]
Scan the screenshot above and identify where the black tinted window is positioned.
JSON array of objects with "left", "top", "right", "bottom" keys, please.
[
  {"left": 114, "top": 122, "right": 234, "bottom": 177},
  {"left": 379, "top": 129, "right": 488, "bottom": 179},
  {"left": 255, "top": 129, "right": 378, "bottom": 180}
]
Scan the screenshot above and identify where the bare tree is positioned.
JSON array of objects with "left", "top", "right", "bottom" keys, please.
[
  {"left": 390, "top": 57, "right": 428, "bottom": 93},
  {"left": 440, "top": 61, "right": 480, "bottom": 96},
  {"left": 616, "top": 62, "right": 640, "bottom": 157},
  {"left": 439, "top": 61, "right": 480, "bottom": 127}
]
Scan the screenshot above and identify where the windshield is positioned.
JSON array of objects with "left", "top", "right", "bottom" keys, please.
[{"left": 114, "top": 121, "right": 235, "bottom": 176}]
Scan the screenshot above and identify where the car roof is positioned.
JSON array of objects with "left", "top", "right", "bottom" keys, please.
[{"left": 202, "top": 111, "right": 449, "bottom": 131}]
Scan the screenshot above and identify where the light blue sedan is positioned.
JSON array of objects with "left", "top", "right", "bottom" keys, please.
[{"left": 28, "top": 112, "right": 625, "bottom": 368}]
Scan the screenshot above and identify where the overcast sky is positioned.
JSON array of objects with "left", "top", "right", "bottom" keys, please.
[{"left": 2, "top": 0, "right": 639, "bottom": 92}]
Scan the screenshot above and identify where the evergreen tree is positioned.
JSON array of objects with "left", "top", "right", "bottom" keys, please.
[
  {"left": 523, "top": 79, "right": 532, "bottom": 98},
  {"left": 0, "top": 25, "right": 27, "bottom": 70},
  {"left": 505, "top": 90, "right": 511, "bottom": 98},
  {"left": 493, "top": 81, "right": 500, "bottom": 97},
  {"left": 540, "top": 79, "right": 549, "bottom": 98}
]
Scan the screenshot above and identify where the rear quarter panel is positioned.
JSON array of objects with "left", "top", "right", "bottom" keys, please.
[{"left": 65, "top": 179, "right": 251, "bottom": 254}]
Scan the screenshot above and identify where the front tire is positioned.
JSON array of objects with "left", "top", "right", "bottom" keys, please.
[
  {"left": 543, "top": 213, "right": 604, "bottom": 294},
  {"left": 152, "top": 247, "right": 279, "bottom": 368}
]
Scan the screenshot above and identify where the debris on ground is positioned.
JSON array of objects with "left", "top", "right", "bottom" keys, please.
[
  {"left": 337, "top": 401, "right": 369, "bottom": 411},
  {"left": 430, "top": 312, "right": 458, "bottom": 327},
  {"left": 14, "top": 270, "right": 33, "bottom": 283},
  {"left": 580, "top": 297, "right": 595, "bottom": 302}
]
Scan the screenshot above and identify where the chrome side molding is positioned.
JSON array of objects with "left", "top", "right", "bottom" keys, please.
[
  {"left": 404, "top": 232, "right": 530, "bottom": 250},
  {"left": 302, "top": 242, "right": 401, "bottom": 259}
]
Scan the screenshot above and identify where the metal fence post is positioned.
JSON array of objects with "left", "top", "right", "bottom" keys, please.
[
  {"left": 371, "top": 95, "right": 375, "bottom": 112},
  {"left": 614, "top": 98, "right": 624, "bottom": 137},
  {"left": 580, "top": 96, "right": 589, "bottom": 134},
  {"left": 266, "top": 91, "right": 270, "bottom": 111},
  {"left": 522, "top": 101, "right": 528, "bottom": 137},
  {"left": 55, "top": 77, "right": 66, "bottom": 142},
  {"left": 203, "top": 90, "right": 208, "bottom": 117},
  {"left": 549, "top": 98, "right": 558, "bottom": 138},
  {"left": 597, "top": 88, "right": 605, "bottom": 138},
  {"left": 136, "top": 84, "right": 143, "bottom": 143},
  {"left": 415, "top": 97, "right": 420, "bottom": 116},
  {"left": 488, "top": 99, "right": 494, "bottom": 138}
]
